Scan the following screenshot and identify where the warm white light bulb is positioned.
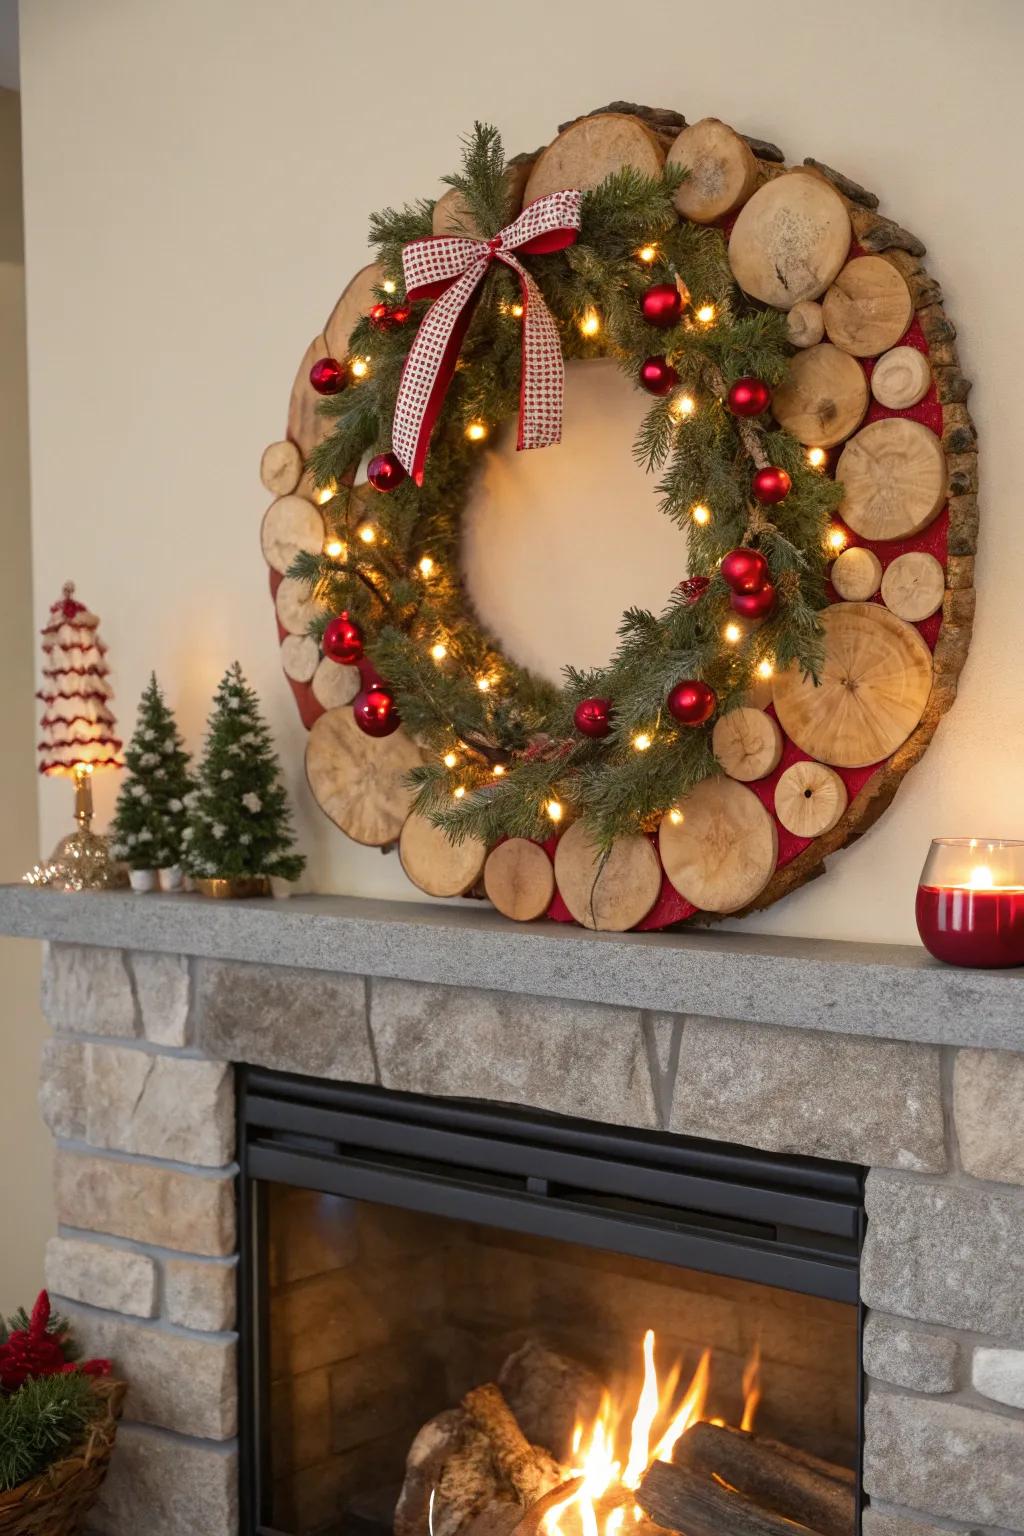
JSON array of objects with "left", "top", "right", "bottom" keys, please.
[
  {"left": 443, "top": 751, "right": 458, "bottom": 769},
  {"left": 632, "top": 733, "right": 652, "bottom": 752},
  {"left": 453, "top": 785, "right": 466, "bottom": 800},
  {"left": 510, "top": 302, "right": 524, "bottom": 319},
  {"left": 807, "top": 446, "right": 827, "bottom": 468},
  {"left": 828, "top": 526, "right": 848, "bottom": 552},
  {"left": 323, "top": 538, "right": 345, "bottom": 559},
  {"left": 476, "top": 676, "right": 491, "bottom": 692},
  {"left": 696, "top": 304, "right": 716, "bottom": 325},
  {"left": 546, "top": 799, "right": 563, "bottom": 822},
  {"left": 691, "top": 504, "right": 711, "bottom": 526},
  {"left": 350, "top": 357, "right": 369, "bottom": 379},
  {"left": 492, "top": 763, "right": 506, "bottom": 777},
  {"left": 430, "top": 642, "right": 447, "bottom": 662},
  {"left": 358, "top": 524, "right": 376, "bottom": 544},
  {"left": 382, "top": 279, "right": 397, "bottom": 294},
  {"left": 756, "top": 658, "right": 775, "bottom": 680},
  {"left": 637, "top": 244, "right": 657, "bottom": 264},
  {"left": 579, "top": 309, "right": 601, "bottom": 337},
  {"left": 724, "top": 622, "right": 742, "bottom": 644},
  {"left": 465, "top": 421, "right": 488, "bottom": 442},
  {"left": 672, "top": 394, "right": 696, "bottom": 420},
  {"left": 418, "top": 556, "right": 435, "bottom": 577},
  {"left": 316, "top": 484, "right": 337, "bottom": 505},
  {"left": 668, "top": 808, "right": 684, "bottom": 825}
]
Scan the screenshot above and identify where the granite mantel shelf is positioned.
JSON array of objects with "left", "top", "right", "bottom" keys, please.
[{"left": 2, "top": 883, "right": 1022, "bottom": 1051}]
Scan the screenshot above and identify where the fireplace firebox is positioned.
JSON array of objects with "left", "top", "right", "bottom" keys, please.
[{"left": 238, "top": 1068, "right": 865, "bottom": 1536}]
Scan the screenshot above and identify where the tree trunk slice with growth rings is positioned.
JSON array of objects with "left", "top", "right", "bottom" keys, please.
[
  {"left": 830, "top": 544, "right": 882, "bottom": 601},
  {"left": 771, "top": 342, "right": 869, "bottom": 447},
  {"left": 280, "top": 633, "right": 319, "bottom": 683},
  {"left": 822, "top": 255, "right": 914, "bottom": 357},
  {"left": 484, "top": 838, "right": 556, "bottom": 922},
  {"left": 836, "top": 417, "right": 947, "bottom": 540},
  {"left": 260, "top": 438, "right": 303, "bottom": 496},
  {"left": 712, "top": 706, "right": 784, "bottom": 781},
  {"left": 305, "top": 706, "right": 422, "bottom": 847},
  {"left": 772, "top": 603, "right": 934, "bottom": 769},
  {"left": 275, "top": 573, "right": 324, "bottom": 636},
  {"left": 881, "top": 550, "right": 945, "bottom": 621},
  {"left": 666, "top": 117, "right": 760, "bottom": 223},
  {"left": 659, "top": 778, "right": 778, "bottom": 913},
  {"left": 264, "top": 101, "right": 976, "bottom": 932},
  {"left": 786, "top": 300, "right": 825, "bottom": 348},
  {"left": 524, "top": 113, "right": 665, "bottom": 203},
  {"left": 553, "top": 821, "right": 662, "bottom": 932},
  {"left": 774, "top": 760, "right": 849, "bottom": 837},
  {"left": 399, "top": 811, "right": 487, "bottom": 898},
  {"left": 871, "top": 344, "right": 932, "bottom": 409},
  {"left": 260, "top": 494, "right": 325, "bottom": 575},
  {"left": 728, "top": 172, "right": 852, "bottom": 309}
]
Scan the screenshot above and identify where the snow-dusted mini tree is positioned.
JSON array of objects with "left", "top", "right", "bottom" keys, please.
[{"left": 110, "top": 674, "right": 194, "bottom": 876}]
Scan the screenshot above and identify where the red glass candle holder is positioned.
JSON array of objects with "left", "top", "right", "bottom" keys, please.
[{"left": 916, "top": 838, "right": 1024, "bottom": 968}]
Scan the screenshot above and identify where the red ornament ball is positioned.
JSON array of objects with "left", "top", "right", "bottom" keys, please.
[
  {"left": 728, "top": 376, "right": 772, "bottom": 417},
  {"left": 667, "top": 679, "right": 717, "bottom": 727},
  {"left": 721, "top": 547, "right": 770, "bottom": 595},
  {"left": 730, "top": 582, "right": 777, "bottom": 620},
  {"left": 322, "top": 611, "right": 364, "bottom": 666},
  {"left": 367, "top": 452, "right": 407, "bottom": 492},
  {"left": 640, "top": 283, "right": 684, "bottom": 330},
  {"left": 751, "top": 466, "right": 792, "bottom": 505},
  {"left": 369, "top": 301, "right": 395, "bottom": 331},
  {"left": 677, "top": 575, "right": 710, "bottom": 604},
  {"left": 574, "top": 697, "right": 613, "bottom": 739},
  {"left": 639, "top": 356, "right": 680, "bottom": 397},
  {"left": 309, "top": 356, "right": 346, "bottom": 395},
  {"left": 390, "top": 304, "right": 412, "bottom": 326},
  {"left": 353, "top": 685, "right": 401, "bottom": 738}
]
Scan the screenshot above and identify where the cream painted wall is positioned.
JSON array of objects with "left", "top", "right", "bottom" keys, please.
[
  {"left": 0, "top": 82, "right": 50, "bottom": 1313},
  {"left": 18, "top": 0, "right": 1024, "bottom": 945}
]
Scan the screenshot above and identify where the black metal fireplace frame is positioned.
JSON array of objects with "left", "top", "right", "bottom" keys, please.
[{"left": 237, "top": 1065, "right": 866, "bottom": 1536}]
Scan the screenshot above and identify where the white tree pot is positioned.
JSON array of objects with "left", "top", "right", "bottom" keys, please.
[{"left": 128, "top": 868, "right": 158, "bottom": 893}]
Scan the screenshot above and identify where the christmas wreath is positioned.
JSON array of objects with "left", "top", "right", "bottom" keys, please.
[{"left": 262, "top": 105, "right": 975, "bottom": 930}]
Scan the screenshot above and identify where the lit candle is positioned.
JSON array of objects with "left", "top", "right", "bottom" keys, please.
[{"left": 916, "top": 838, "right": 1024, "bottom": 967}]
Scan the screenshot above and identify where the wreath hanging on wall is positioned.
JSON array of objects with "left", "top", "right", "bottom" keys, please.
[{"left": 259, "top": 104, "right": 976, "bottom": 932}]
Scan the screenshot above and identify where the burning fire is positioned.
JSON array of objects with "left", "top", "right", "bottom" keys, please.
[{"left": 542, "top": 1331, "right": 761, "bottom": 1534}]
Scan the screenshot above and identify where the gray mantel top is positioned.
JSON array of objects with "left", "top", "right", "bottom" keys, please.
[{"left": 1, "top": 884, "right": 1022, "bottom": 1051}]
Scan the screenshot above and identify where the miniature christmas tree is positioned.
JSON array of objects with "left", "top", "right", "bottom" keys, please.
[
  {"left": 110, "top": 675, "right": 194, "bottom": 874},
  {"left": 183, "top": 662, "right": 305, "bottom": 884},
  {"left": 37, "top": 583, "right": 122, "bottom": 778}
]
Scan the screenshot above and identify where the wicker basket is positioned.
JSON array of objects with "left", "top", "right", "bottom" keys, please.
[{"left": 0, "top": 1380, "right": 127, "bottom": 1536}]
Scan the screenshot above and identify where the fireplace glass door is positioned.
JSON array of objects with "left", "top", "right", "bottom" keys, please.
[{"left": 239, "top": 1070, "right": 864, "bottom": 1536}]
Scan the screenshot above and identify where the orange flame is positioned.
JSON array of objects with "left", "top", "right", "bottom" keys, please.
[{"left": 741, "top": 1341, "right": 761, "bottom": 1434}]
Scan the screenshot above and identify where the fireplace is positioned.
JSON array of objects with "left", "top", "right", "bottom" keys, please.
[{"left": 238, "top": 1068, "right": 865, "bottom": 1536}]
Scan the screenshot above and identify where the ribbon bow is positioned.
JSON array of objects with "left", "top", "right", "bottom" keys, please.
[{"left": 392, "top": 188, "right": 583, "bottom": 485}]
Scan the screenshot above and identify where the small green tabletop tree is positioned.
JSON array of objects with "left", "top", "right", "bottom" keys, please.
[{"left": 111, "top": 674, "right": 194, "bottom": 873}]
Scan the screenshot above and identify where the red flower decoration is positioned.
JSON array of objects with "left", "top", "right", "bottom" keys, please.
[{"left": 0, "top": 1291, "right": 110, "bottom": 1393}]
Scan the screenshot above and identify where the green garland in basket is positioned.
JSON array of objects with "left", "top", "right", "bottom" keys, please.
[{"left": 292, "top": 123, "right": 842, "bottom": 849}]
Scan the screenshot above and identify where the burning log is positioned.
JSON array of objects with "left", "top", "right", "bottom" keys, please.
[
  {"left": 508, "top": 1478, "right": 584, "bottom": 1536},
  {"left": 676, "top": 1422, "right": 855, "bottom": 1536},
  {"left": 678, "top": 1420, "right": 856, "bottom": 1534},
  {"left": 637, "top": 1457, "right": 828, "bottom": 1536}
]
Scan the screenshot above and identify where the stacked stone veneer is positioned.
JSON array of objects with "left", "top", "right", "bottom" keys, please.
[{"left": 37, "top": 943, "right": 1024, "bottom": 1536}]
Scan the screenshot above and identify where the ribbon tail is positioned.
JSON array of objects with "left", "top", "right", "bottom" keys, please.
[
  {"left": 512, "top": 264, "right": 565, "bottom": 454},
  {"left": 393, "top": 260, "right": 488, "bottom": 485}
]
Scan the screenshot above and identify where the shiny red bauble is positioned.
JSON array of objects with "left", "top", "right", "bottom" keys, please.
[
  {"left": 677, "top": 575, "right": 710, "bottom": 604},
  {"left": 353, "top": 685, "right": 401, "bottom": 737},
  {"left": 309, "top": 356, "right": 347, "bottom": 394},
  {"left": 367, "top": 452, "right": 407, "bottom": 492},
  {"left": 730, "top": 582, "right": 777, "bottom": 620},
  {"left": 751, "top": 466, "right": 792, "bottom": 505},
  {"left": 727, "top": 376, "right": 772, "bottom": 417},
  {"left": 390, "top": 304, "right": 412, "bottom": 325},
  {"left": 640, "top": 283, "right": 684, "bottom": 330},
  {"left": 721, "top": 547, "right": 770, "bottom": 595},
  {"left": 573, "top": 697, "right": 613, "bottom": 739},
  {"left": 369, "top": 302, "right": 396, "bottom": 331},
  {"left": 667, "top": 679, "right": 717, "bottom": 726},
  {"left": 322, "top": 611, "right": 364, "bottom": 666},
  {"left": 639, "top": 356, "right": 680, "bottom": 396}
]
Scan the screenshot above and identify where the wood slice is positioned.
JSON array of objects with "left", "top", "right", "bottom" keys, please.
[
  {"left": 274, "top": 575, "right": 323, "bottom": 636},
  {"left": 484, "top": 839, "right": 555, "bottom": 922},
  {"left": 871, "top": 345, "right": 932, "bottom": 409},
  {"left": 260, "top": 495, "right": 324, "bottom": 575},
  {"left": 280, "top": 634, "right": 318, "bottom": 683},
  {"left": 260, "top": 439, "right": 303, "bottom": 496},
  {"left": 287, "top": 334, "right": 330, "bottom": 459},
  {"left": 659, "top": 778, "right": 778, "bottom": 913},
  {"left": 305, "top": 706, "right": 421, "bottom": 848},
  {"left": 836, "top": 418, "right": 947, "bottom": 539},
  {"left": 524, "top": 113, "right": 664, "bottom": 204},
  {"left": 831, "top": 545, "right": 882, "bottom": 601},
  {"left": 771, "top": 343, "right": 868, "bottom": 448},
  {"left": 772, "top": 602, "right": 933, "bottom": 768},
  {"left": 324, "top": 262, "right": 384, "bottom": 362},
  {"left": 666, "top": 118, "right": 759, "bottom": 224},
  {"left": 399, "top": 812, "right": 486, "bottom": 898},
  {"left": 786, "top": 301, "right": 825, "bottom": 348},
  {"left": 881, "top": 551, "right": 945, "bottom": 621},
  {"left": 311, "top": 655, "right": 360, "bottom": 709},
  {"left": 774, "top": 760, "right": 848, "bottom": 837},
  {"left": 553, "top": 821, "right": 661, "bottom": 932},
  {"left": 822, "top": 255, "right": 914, "bottom": 357},
  {"left": 433, "top": 161, "right": 532, "bottom": 236},
  {"left": 712, "top": 707, "right": 783, "bottom": 782},
  {"left": 728, "top": 172, "right": 851, "bottom": 310}
]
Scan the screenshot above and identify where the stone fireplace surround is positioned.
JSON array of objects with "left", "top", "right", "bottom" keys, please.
[{"left": 1, "top": 886, "right": 1023, "bottom": 1536}]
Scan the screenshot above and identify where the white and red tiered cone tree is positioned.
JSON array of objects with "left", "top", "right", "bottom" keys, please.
[{"left": 29, "top": 581, "right": 125, "bottom": 889}]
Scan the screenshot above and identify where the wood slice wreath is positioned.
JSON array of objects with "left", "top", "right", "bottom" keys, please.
[{"left": 259, "top": 104, "right": 976, "bottom": 932}]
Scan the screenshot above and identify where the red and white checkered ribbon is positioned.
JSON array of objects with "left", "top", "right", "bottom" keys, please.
[{"left": 392, "top": 189, "right": 583, "bottom": 484}]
